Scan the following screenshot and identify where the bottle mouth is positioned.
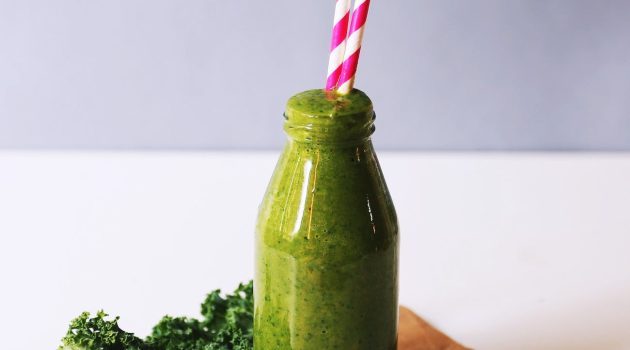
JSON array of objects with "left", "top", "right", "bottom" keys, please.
[{"left": 284, "top": 89, "right": 375, "bottom": 144}]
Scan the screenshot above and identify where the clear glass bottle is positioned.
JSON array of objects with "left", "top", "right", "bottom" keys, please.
[{"left": 254, "top": 89, "right": 399, "bottom": 349}]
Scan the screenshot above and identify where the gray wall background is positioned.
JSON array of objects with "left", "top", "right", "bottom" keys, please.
[{"left": 1, "top": 0, "right": 629, "bottom": 150}]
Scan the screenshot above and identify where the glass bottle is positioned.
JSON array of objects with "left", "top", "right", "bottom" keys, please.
[{"left": 254, "top": 89, "right": 399, "bottom": 349}]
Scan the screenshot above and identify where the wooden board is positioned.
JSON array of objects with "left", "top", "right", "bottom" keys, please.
[{"left": 398, "top": 306, "right": 471, "bottom": 350}]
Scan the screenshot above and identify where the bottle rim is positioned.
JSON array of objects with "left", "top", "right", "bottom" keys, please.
[{"left": 283, "top": 89, "right": 376, "bottom": 144}]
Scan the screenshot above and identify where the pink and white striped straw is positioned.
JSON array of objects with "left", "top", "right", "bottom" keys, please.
[
  {"left": 326, "top": 0, "right": 352, "bottom": 91},
  {"left": 336, "top": 0, "right": 371, "bottom": 95}
]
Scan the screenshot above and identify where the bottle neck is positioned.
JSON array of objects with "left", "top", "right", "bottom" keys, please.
[
  {"left": 286, "top": 136, "right": 375, "bottom": 151},
  {"left": 283, "top": 89, "right": 375, "bottom": 146}
]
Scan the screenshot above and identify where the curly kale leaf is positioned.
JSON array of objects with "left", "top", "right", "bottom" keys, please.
[
  {"left": 58, "top": 311, "right": 146, "bottom": 350},
  {"left": 201, "top": 281, "right": 253, "bottom": 339},
  {"left": 144, "top": 316, "right": 209, "bottom": 350},
  {"left": 58, "top": 281, "right": 254, "bottom": 350},
  {"left": 146, "top": 280, "right": 254, "bottom": 350}
]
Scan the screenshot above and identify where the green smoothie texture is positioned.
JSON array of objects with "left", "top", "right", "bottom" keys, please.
[{"left": 254, "top": 89, "right": 399, "bottom": 350}]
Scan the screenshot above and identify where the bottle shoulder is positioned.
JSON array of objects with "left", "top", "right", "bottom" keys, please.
[{"left": 257, "top": 141, "right": 398, "bottom": 259}]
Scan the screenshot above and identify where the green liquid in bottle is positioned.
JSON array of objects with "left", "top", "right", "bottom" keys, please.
[{"left": 255, "top": 89, "right": 399, "bottom": 350}]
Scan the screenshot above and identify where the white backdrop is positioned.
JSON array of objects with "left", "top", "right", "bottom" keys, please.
[{"left": 1, "top": 0, "right": 629, "bottom": 150}]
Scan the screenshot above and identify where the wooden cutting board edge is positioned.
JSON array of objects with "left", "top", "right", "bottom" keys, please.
[{"left": 398, "top": 306, "right": 472, "bottom": 350}]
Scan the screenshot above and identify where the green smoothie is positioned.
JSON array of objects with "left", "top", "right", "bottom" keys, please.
[{"left": 254, "top": 89, "right": 399, "bottom": 350}]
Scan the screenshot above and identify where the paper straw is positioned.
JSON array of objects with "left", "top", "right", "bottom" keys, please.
[
  {"left": 326, "top": 0, "right": 352, "bottom": 91},
  {"left": 336, "top": 0, "right": 371, "bottom": 95}
]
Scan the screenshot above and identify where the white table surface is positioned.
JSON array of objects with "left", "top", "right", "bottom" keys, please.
[{"left": 1, "top": 151, "right": 629, "bottom": 350}]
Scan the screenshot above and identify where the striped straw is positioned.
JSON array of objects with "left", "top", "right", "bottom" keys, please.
[
  {"left": 326, "top": 0, "right": 352, "bottom": 91},
  {"left": 336, "top": 0, "right": 371, "bottom": 95}
]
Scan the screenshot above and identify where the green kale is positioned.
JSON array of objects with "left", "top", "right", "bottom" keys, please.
[
  {"left": 58, "top": 311, "right": 146, "bottom": 350},
  {"left": 145, "top": 316, "right": 209, "bottom": 350},
  {"left": 201, "top": 281, "right": 254, "bottom": 340},
  {"left": 58, "top": 281, "right": 254, "bottom": 350}
]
